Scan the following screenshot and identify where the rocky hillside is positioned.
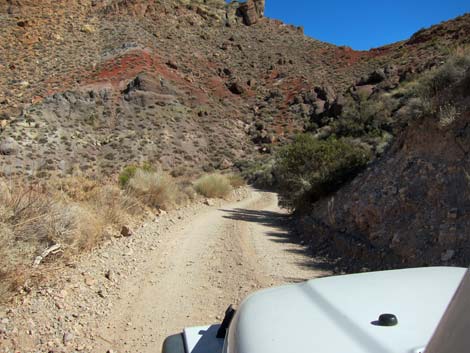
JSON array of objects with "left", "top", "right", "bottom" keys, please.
[
  {"left": 1, "top": 0, "right": 470, "bottom": 274},
  {"left": 1, "top": 0, "right": 469, "bottom": 179},
  {"left": 296, "top": 52, "right": 470, "bottom": 270}
]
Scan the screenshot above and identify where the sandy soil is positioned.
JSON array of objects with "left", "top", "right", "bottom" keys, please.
[{"left": 0, "top": 189, "right": 330, "bottom": 353}]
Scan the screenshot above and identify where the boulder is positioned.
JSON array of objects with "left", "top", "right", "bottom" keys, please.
[
  {"left": 329, "top": 95, "right": 345, "bottom": 118},
  {"left": 358, "top": 68, "right": 387, "bottom": 86},
  {"left": 312, "top": 99, "right": 326, "bottom": 116},
  {"left": 237, "top": 0, "right": 265, "bottom": 26},
  {"left": 227, "top": 80, "right": 245, "bottom": 95},
  {"left": 0, "top": 137, "right": 19, "bottom": 155},
  {"left": 352, "top": 84, "right": 375, "bottom": 101},
  {"left": 219, "top": 158, "right": 233, "bottom": 169},
  {"left": 314, "top": 85, "right": 336, "bottom": 104},
  {"left": 123, "top": 73, "right": 178, "bottom": 96}
]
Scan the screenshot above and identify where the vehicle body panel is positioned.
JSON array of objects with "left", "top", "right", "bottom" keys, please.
[
  {"left": 176, "top": 267, "right": 466, "bottom": 353},
  {"left": 226, "top": 267, "right": 465, "bottom": 353},
  {"left": 183, "top": 325, "right": 224, "bottom": 353}
]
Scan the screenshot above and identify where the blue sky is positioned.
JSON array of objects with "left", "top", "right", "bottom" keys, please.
[{"left": 232, "top": 1, "right": 470, "bottom": 50}]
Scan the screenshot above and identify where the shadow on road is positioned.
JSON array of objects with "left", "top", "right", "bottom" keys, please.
[
  {"left": 221, "top": 208, "right": 288, "bottom": 227},
  {"left": 220, "top": 207, "right": 334, "bottom": 276}
]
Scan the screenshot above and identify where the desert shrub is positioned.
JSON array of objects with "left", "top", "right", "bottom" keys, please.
[
  {"left": 119, "top": 163, "right": 153, "bottom": 188},
  {"left": 424, "top": 52, "right": 470, "bottom": 96},
  {"left": 0, "top": 177, "right": 149, "bottom": 302},
  {"left": 127, "top": 169, "right": 182, "bottom": 209},
  {"left": 53, "top": 176, "right": 99, "bottom": 201},
  {"left": 194, "top": 174, "right": 232, "bottom": 198},
  {"left": 170, "top": 165, "right": 189, "bottom": 177},
  {"left": 180, "top": 183, "right": 197, "bottom": 201},
  {"left": 274, "top": 134, "right": 371, "bottom": 210},
  {"left": 54, "top": 203, "right": 105, "bottom": 252},
  {"left": 0, "top": 180, "right": 109, "bottom": 301},
  {"left": 408, "top": 49, "right": 470, "bottom": 106},
  {"left": 0, "top": 182, "right": 57, "bottom": 245},
  {"left": 119, "top": 165, "right": 138, "bottom": 187},
  {"left": 0, "top": 181, "right": 107, "bottom": 253},
  {"left": 88, "top": 184, "right": 141, "bottom": 225},
  {"left": 438, "top": 103, "right": 460, "bottom": 128},
  {"left": 238, "top": 158, "right": 276, "bottom": 188},
  {"left": 333, "top": 93, "right": 396, "bottom": 140},
  {"left": 227, "top": 174, "right": 246, "bottom": 188}
]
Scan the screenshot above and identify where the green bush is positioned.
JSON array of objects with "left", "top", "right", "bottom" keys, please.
[
  {"left": 194, "top": 174, "right": 232, "bottom": 198},
  {"left": 274, "top": 134, "right": 371, "bottom": 210},
  {"left": 238, "top": 158, "right": 276, "bottom": 189},
  {"left": 426, "top": 52, "right": 470, "bottom": 95},
  {"left": 408, "top": 49, "right": 470, "bottom": 104},
  {"left": 118, "top": 163, "right": 153, "bottom": 188}
]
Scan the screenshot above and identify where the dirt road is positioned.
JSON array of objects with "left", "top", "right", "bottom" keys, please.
[
  {"left": 0, "top": 189, "right": 330, "bottom": 353},
  {"left": 95, "top": 189, "right": 329, "bottom": 352}
]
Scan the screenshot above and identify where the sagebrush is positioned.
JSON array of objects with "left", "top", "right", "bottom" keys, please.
[{"left": 194, "top": 174, "right": 233, "bottom": 198}]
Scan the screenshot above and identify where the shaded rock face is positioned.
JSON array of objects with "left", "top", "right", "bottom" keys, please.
[
  {"left": 237, "top": 0, "right": 265, "bottom": 26},
  {"left": 296, "top": 112, "right": 470, "bottom": 270}
]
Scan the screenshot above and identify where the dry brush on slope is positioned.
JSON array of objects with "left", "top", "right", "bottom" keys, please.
[{"left": 0, "top": 177, "right": 146, "bottom": 302}]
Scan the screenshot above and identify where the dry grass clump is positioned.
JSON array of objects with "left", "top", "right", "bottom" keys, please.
[
  {"left": 0, "top": 180, "right": 106, "bottom": 260},
  {"left": 227, "top": 174, "right": 246, "bottom": 188},
  {"left": 0, "top": 181, "right": 103, "bottom": 301},
  {"left": 127, "top": 169, "right": 185, "bottom": 210},
  {"left": 53, "top": 175, "right": 100, "bottom": 201},
  {"left": 194, "top": 173, "right": 233, "bottom": 198},
  {"left": 0, "top": 177, "right": 145, "bottom": 302},
  {"left": 88, "top": 184, "right": 143, "bottom": 225}
]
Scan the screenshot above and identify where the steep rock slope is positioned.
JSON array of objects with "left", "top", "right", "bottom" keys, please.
[{"left": 296, "top": 89, "right": 470, "bottom": 269}]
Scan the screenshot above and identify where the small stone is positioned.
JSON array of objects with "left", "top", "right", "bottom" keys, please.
[
  {"left": 104, "top": 270, "right": 114, "bottom": 281},
  {"left": 120, "top": 226, "right": 133, "bottom": 237},
  {"left": 441, "top": 249, "right": 455, "bottom": 262},
  {"left": 80, "top": 24, "right": 95, "bottom": 33},
  {"left": 83, "top": 275, "right": 96, "bottom": 286},
  {"left": 166, "top": 60, "right": 178, "bottom": 70},
  {"left": 204, "top": 199, "right": 215, "bottom": 206},
  {"left": 0, "top": 136, "right": 19, "bottom": 155},
  {"left": 63, "top": 332, "right": 74, "bottom": 345},
  {"left": 447, "top": 208, "right": 458, "bottom": 220}
]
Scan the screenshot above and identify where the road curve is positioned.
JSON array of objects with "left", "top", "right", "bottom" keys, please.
[{"left": 95, "top": 189, "right": 330, "bottom": 352}]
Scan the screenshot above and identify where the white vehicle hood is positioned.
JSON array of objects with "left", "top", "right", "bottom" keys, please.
[{"left": 226, "top": 267, "right": 466, "bottom": 353}]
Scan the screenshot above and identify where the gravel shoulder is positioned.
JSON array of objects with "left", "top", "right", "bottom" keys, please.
[{"left": 0, "top": 188, "right": 330, "bottom": 353}]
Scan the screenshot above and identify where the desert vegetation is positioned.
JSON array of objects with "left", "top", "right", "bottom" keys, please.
[
  {"left": 274, "top": 135, "right": 371, "bottom": 210},
  {"left": 0, "top": 177, "right": 143, "bottom": 301},
  {"left": 126, "top": 168, "right": 186, "bottom": 210},
  {"left": 407, "top": 47, "right": 470, "bottom": 126},
  {"left": 241, "top": 48, "right": 470, "bottom": 215},
  {"left": 0, "top": 166, "right": 246, "bottom": 301},
  {"left": 194, "top": 173, "right": 233, "bottom": 198}
]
